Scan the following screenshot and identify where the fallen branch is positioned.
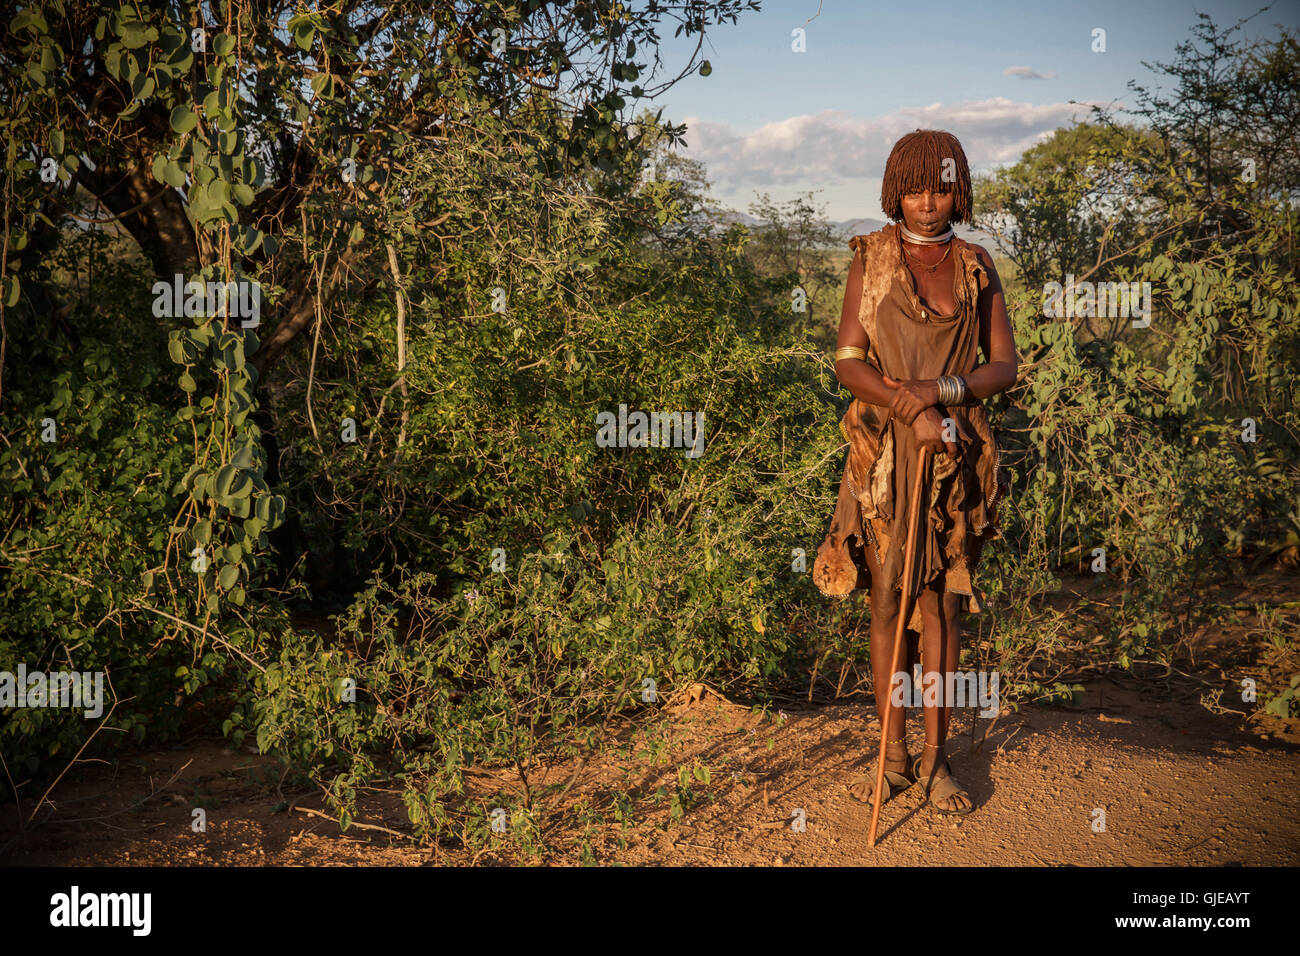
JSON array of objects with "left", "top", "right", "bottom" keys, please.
[{"left": 291, "top": 804, "right": 413, "bottom": 841}]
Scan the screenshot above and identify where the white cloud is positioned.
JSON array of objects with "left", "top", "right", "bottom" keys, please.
[
  {"left": 1004, "top": 66, "right": 1058, "bottom": 80},
  {"left": 676, "top": 98, "right": 1111, "bottom": 195}
]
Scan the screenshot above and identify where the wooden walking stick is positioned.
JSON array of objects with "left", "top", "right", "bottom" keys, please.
[{"left": 868, "top": 444, "right": 933, "bottom": 848}]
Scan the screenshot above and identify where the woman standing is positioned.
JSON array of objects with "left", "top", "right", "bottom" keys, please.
[{"left": 815, "top": 129, "right": 1017, "bottom": 815}]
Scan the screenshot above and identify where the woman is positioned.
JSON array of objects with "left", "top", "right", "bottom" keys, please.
[{"left": 814, "top": 129, "right": 1017, "bottom": 815}]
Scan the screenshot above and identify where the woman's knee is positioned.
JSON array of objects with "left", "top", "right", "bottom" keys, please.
[{"left": 870, "top": 587, "right": 900, "bottom": 620}]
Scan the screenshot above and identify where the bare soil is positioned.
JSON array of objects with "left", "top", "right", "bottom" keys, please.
[{"left": 4, "top": 575, "right": 1298, "bottom": 867}]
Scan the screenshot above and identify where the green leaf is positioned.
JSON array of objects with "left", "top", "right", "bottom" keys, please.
[
  {"left": 167, "top": 330, "right": 187, "bottom": 364},
  {"left": 218, "top": 564, "right": 239, "bottom": 590},
  {"left": 131, "top": 72, "right": 156, "bottom": 101},
  {"left": 236, "top": 224, "right": 262, "bottom": 253},
  {"left": 121, "top": 22, "right": 150, "bottom": 49},
  {"left": 170, "top": 105, "right": 198, "bottom": 134},
  {"left": 49, "top": 129, "right": 64, "bottom": 155},
  {"left": 11, "top": 10, "right": 49, "bottom": 34},
  {"left": 213, "top": 33, "right": 235, "bottom": 56},
  {"left": 213, "top": 463, "right": 239, "bottom": 498},
  {"left": 163, "top": 160, "right": 186, "bottom": 189}
]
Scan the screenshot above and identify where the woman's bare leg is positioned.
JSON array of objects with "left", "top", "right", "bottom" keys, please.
[
  {"left": 916, "top": 584, "right": 972, "bottom": 811},
  {"left": 855, "top": 540, "right": 917, "bottom": 794}
]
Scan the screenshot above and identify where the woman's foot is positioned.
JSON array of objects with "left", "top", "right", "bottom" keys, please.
[
  {"left": 914, "top": 745, "right": 974, "bottom": 814},
  {"left": 848, "top": 739, "right": 913, "bottom": 806}
]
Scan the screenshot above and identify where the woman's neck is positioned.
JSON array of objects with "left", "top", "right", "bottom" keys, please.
[{"left": 899, "top": 222, "right": 953, "bottom": 245}]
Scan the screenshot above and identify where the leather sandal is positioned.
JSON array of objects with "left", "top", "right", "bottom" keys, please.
[
  {"left": 912, "top": 754, "right": 974, "bottom": 815},
  {"left": 847, "top": 758, "right": 915, "bottom": 808}
]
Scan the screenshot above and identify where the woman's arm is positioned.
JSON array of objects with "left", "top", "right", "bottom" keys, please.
[
  {"left": 970, "top": 244, "right": 1018, "bottom": 397},
  {"left": 884, "top": 244, "right": 1019, "bottom": 423},
  {"left": 834, "top": 249, "right": 895, "bottom": 407}
]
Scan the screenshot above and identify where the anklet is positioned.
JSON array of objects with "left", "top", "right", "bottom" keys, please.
[{"left": 887, "top": 738, "right": 905, "bottom": 745}]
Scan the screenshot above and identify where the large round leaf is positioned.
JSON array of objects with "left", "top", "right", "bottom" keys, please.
[{"left": 170, "top": 105, "right": 198, "bottom": 134}]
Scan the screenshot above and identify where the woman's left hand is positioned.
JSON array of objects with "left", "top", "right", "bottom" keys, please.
[{"left": 881, "top": 375, "right": 939, "bottom": 425}]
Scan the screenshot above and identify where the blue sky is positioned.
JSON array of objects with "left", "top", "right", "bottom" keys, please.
[{"left": 641, "top": 0, "right": 1299, "bottom": 220}]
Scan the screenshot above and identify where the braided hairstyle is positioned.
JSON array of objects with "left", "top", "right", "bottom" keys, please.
[{"left": 880, "top": 129, "right": 972, "bottom": 224}]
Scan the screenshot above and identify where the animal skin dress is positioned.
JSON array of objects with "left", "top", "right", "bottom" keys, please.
[{"left": 814, "top": 223, "right": 1008, "bottom": 632}]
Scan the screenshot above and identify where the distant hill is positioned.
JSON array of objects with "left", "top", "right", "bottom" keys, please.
[{"left": 834, "top": 217, "right": 888, "bottom": 238}]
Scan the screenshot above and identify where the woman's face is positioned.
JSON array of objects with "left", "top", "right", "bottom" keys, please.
[{"left": 899, "top": 190, "right": 954, "bottom": 237}]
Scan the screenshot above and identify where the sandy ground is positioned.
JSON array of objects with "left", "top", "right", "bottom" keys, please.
[
  {"left": 5, "top": 571, "right": 1298, "bottom": 866},
  {"left": 3, "top": 670, "right": 1297, "bottom": 866}
]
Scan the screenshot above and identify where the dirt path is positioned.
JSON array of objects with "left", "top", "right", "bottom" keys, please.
[{"left": 4, "top": 676, "right": 1297, "bottom": 866}]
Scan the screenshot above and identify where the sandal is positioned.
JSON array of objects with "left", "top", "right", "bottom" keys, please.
[
  {"left": 912, "top": 753, "right": 975, "bottom": 815},
  {"left": 847, "top": 758, "right": 915, "bottom": 809}
]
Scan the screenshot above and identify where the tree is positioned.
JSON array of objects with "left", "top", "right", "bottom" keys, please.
[
  {"left": 1, "top": 0, "right": 760, "bottom": 380},
  {"left": 745, "top": 191, "right": 840, "bottom": 329},
  {"left": 974, "top": 121, "right": 1162, "bottom": 319}
]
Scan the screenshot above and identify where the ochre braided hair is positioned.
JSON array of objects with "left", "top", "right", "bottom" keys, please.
[{"left": 880, "top": 129, "right": 972, "bottom": 224}]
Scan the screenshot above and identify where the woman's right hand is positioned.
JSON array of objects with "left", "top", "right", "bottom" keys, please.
[{"left": 910, "top": 407, "right": 969, "bottom": 457}]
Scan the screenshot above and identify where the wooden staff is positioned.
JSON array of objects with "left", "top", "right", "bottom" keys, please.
[{"left": 869, "top": 444, "right": 932, "bottom": 848}]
